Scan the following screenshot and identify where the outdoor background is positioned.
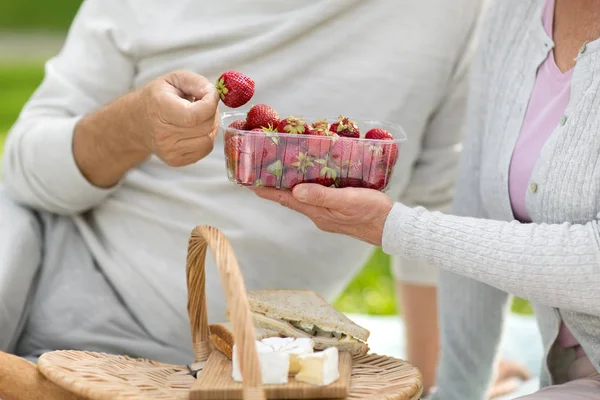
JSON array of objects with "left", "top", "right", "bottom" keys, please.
[{"left": 0, "top": 1, "right": 532, "bottom": 316}]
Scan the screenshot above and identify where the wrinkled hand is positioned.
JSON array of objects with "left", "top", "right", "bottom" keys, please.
[
  {"left": 252, "top": 184, "right": 394, "bottom": 246},
  {"left": 134, "top": 70, "right": 220, "bottom": 167}
]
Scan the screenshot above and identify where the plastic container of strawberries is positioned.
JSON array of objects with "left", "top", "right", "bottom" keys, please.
[{"left": 221, "top": 111, "right": 406, "bottom": 192}]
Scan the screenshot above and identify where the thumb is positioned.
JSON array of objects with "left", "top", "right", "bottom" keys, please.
[
  {"left": 292, "top": 184, "right": 345, "bottom": 209},
  {"left": 165, "top": 69, "right": 216, "bottom": 101}
]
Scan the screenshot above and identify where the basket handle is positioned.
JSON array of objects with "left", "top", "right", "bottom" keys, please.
[{"left": 186, "top": 225, "right": 265, "bottom": 400}]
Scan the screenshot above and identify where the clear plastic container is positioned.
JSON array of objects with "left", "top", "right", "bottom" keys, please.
[{"left": 221, "top": 111, "right": 407, "bottom": 192}]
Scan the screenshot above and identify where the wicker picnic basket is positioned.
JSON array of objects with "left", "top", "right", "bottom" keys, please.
[{"left": 0, "top": 226, "right": 422, "bottom": 400}]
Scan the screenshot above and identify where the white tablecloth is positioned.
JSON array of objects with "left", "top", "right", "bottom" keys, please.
[{"left": 347, "top": 313, "right": 543, "bottom": 399}]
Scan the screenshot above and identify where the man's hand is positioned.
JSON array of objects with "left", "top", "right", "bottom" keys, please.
[
  {"left": 134, "top": 70, "right": 220, "bottom": 167},
  {"left": 74, "top": 70, "right": 220, "bottom": 188},
  {"left": 252, "top": 184, "right": 394, "bottom": 246}
]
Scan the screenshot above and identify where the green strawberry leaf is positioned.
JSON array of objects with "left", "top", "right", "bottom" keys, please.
[{"left": 267, "top": 160, "right": 283, "bottom": 177}]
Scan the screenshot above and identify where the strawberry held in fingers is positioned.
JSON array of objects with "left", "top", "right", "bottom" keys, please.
[
  {"left": 277, "top": 116, "right": 310, "bottom": 135},
  {"left": 329, "top": 115, "right": 360, "bottom": 138},
  {"left": 246, "top": 104, "right": 280, "bottom": 130},
  {"left": 216, "top": 71, "right": 255, "bottom": 108}
]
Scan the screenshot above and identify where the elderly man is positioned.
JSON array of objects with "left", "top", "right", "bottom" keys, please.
[{"left": 0, "top": 0, "right": 507, "bottom": 396}]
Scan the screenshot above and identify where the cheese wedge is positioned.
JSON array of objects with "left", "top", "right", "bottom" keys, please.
[
  {"left": 231, "top": 341, "right": 289, "bottom": 384},
  {"left": 295, "top": 347, "right": 340, "bottom": 386},
  {"left": 231, "top": 337, "right": 314, "bottom": 384},
  {"left": 261, "top": 337, "right": 314, "bottom": 374}
]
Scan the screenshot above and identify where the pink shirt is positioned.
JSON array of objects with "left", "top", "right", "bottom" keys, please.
[{"left": 507, "top": 0, "right": 585, "bottom": 358}]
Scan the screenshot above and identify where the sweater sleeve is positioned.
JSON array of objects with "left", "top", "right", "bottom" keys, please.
[
  {"left": 1, "top": 0, "right": 136, "bottom": 216},
  {"left": 383, "top": 202, "right": 600, "bottom": 315}
]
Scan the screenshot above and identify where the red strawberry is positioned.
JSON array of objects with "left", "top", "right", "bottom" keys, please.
[
  {"left": 311, "top": 119, "right": 330, "bottom": 132},
  {"left": 216, "top": 71, "right": 255, "bottom": 108},
  {"left": 282, "top": 143, "right": 303, "bottom": 167},
  {"left": 252, "top": 128, "right": 279, "bottom": 167},
  {"left": 363, "top": 165, "right": 389, "bottom": 191},
  {"left": 364, "top": 128, "right": 393, "bottom": 140},
  {"left": 228, "top": 119, "right": 248, "bottom": 130},
  {"left": 282, "top": 168, "right": 305, "bottom": 189},
  {"left": 306, "top": 126, "right": 335, "bottom": 159},
  {"left": 361, "top": 141, "right": 385, "bottom": 170},
  {"left": 235, "top": 156, "right": 256, "bottom": 185},
  {"left": 277, "top": 116, "right": 310, "bottom": 135},
  {"left": 224, "top": 135, "right": 252, "bottom": 170},
  {"left": 246, "top": 104, "right": 280, "bottom": 130},
  {"left": 336, "top": 159, "right": 363, "bottom": 188},
  {"left": 305, "top": 159, "right": 337, "bottom": 187},
  {"left": 364, "top": 128, "right": 398, "bottom": 166},
  {"left": 329, "top": 115, "right": 360, "bottom": 138},
  {"left": 330, "top": 137, "right": 363, "bottom": 167},
  {"left": 255, "top": 160, "right": 283, "bottom": 188}
]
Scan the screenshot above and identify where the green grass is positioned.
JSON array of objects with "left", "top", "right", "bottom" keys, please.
[
  {"left": 0, "top": 61, "right": 534, "bottom": 316},
  {"left": 0, "top": 1, "right": 82, "bottom": 32}
]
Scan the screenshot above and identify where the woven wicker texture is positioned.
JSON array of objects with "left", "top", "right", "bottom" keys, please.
[
  {"left": 34, "top": 226, "right": 422, "bottom": 400},
  {"left": 38, "top": 350, "right": 422, "bottom": 400}
]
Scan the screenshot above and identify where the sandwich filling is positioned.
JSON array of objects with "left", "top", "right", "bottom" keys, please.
[{"left": 252, "top": 312, "right": 366, "bottom": 344}]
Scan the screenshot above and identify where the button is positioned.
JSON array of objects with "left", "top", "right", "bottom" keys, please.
[
  {"left": 580, "top": 42, "right": 587, "bottom": 54},
  {"left": 560, "top": 115, "right": 567, "bottom": 126},
  {"left": 529, "top": 183, "right": 538, "bottom": 193}
]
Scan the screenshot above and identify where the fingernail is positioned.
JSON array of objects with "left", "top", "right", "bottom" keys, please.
[{"left": 294, "top": 185, "right": 308, "bottom": 201}]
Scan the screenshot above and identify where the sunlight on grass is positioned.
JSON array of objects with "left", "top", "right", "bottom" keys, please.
[{"left": 0, "top": 61, "right": 534, "bottom": 317}]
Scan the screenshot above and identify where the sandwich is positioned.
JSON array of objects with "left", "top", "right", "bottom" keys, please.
[{"left": 212, "top": 289, "right": 370, "bottom": 357}]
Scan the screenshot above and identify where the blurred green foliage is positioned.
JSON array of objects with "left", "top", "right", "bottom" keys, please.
[{"left": 0, "top": 1, "right": 82, "bottom": 31}]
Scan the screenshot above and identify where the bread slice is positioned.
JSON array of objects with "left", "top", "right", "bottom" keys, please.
[
  {"left": 251, "top": 312, "right": 369, "bottom": 356},
  {"left": 224, "top": 289, "right": 370, "bottom": 356},
  {"left": 246, "top": 290, "right": 370, "bottom": 342},
  {"left": 209, "top": 321, "right": 281, "bottom": 359}
]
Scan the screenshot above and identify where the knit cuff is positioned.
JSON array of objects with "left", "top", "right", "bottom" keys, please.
[
  {"left": 382, "top": 202, "right": 420, "bottom": 257},
  {"left": 18, "top": 116, "right": 121, "bottom": 213}
]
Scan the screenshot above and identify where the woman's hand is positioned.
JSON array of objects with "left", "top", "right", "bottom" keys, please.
[{"left": 252, "top": 184, "right": 394, "bottom": 246}]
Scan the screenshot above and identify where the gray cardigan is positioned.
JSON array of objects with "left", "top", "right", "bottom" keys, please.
[{"left": 382, "top": 1, "right": 600, "bottom": 398}]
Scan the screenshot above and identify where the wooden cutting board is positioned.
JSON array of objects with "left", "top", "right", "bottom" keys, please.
[{"left": 190, "top": 350, "right": 352, "bottom": 399}]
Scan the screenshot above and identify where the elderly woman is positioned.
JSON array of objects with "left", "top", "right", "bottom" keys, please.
[{"left": 255, "top": 0, "right": 600, "bottom": 399}]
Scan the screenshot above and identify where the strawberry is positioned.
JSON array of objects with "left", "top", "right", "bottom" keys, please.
[
  {"left": 216, "top": 71, "right": 255, "bottom": 108},
  {"left": 311, "top": 119, "right": 330, "bottom": 132},
  {"left": 235, "top": 155, "right": 257, "bottom": 185},
  {"left": 255, "top": 160, "right": 283, "bottom": 188},
  {"left": 363, "top": 164, "right": 389, "bottom": 191},
  {"left": 306, "top": 126, "right": 335, "bottom": 159},
  {"left": 336, "top": 159, "right": 364, "bottom": 188},
  {"left": 282, "top": 143, "right": 303, "bottom": 167},
  {"left": 305, "top": 159, "right": 337, "bottom": 187},
  {"left": 330, "top": 137, "right": 363, "bottom": 167},
  {"left": 246, "top": 104, "right": 280, "bottom": 130},
  {"left": 282, "top": 168, "right": 305, "bottom": 189},
  {"left": 228, "top": 119, "right": 248, "bottom": 130},
  {"left": 277, "top": 116, "right": 310, "bottom": 135},
  {"left": 329, "top": 115, "right": 360, "bottom": 138},
  {"left": 364, "top": 128, "right": 393, "bottom": 140},
  {"left": 364, "top": 128, "right": 398, "bottom": 166},
  {"left": 224, "top": 135, "right": 252, "bottom": 170},
  {"left": 252, "top": 128, "right": 279, "bottom": 167}
]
